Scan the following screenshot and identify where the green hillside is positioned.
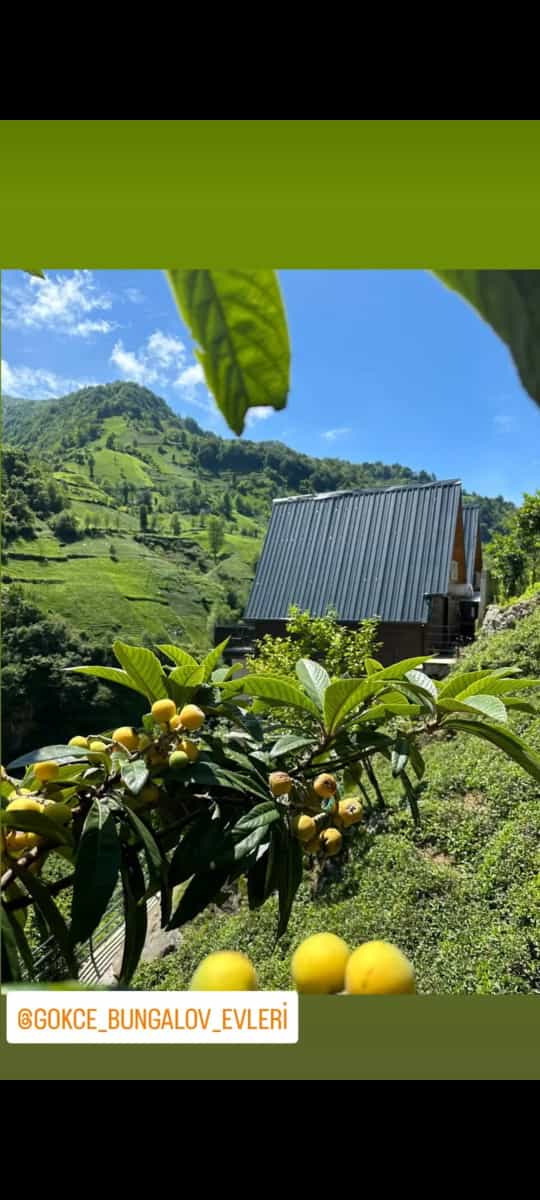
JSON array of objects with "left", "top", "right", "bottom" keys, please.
[
  {"left": 2, "top": 383, "right": 515, "bottom": 636},
  {"left": 1, "top": 381, "right": 516, "bottom": 760},
  {"left": 1, "top": 381, "right": 457, "bottom": 645}
]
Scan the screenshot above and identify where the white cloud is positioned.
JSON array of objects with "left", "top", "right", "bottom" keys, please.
[
  {"left": 72, "top": 319, "right": 115, "bottom": 338},
  {"left": 110, "top": 329, "right": 186, "bottom": 387},
  {"left": 321, "top": 426, "right": 353, "bottom": 442},
  {"left": 173, "top": 363, "right": 216, "bottom": 416},
  {"left": 110, "top": 341, "right": 159, "bottom": 386},
  {"left": 175, "top": 363, "right": 205, "bottom": 391},
  {"left": 125, "top": 287, "right": 144, "bottom": 304},
  {"left": 147, "top": 330, "right": 185, "bottom": 369},
  {"left": 245, "top": 407, "right": 275, "bottom": 428},
  {"left": 493, "top": 414, "right": 517, "bottom": 435},
  {"left": 2, "top": 359, "right": 96, "bottom": 400},
  {"left": 3, "top": 270, "right": 115, "bottom": 337}
]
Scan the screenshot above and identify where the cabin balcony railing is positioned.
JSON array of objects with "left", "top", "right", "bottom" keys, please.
[{"left": 424, "top": 624, "right": 474, "bottom": 657}]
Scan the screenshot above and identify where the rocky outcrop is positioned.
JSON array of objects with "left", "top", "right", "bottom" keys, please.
[{"left": 481, "top": 591, "right": 540, "bottom": 635}]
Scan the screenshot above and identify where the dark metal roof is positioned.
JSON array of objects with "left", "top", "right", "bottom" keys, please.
[
  {"left": 245, "top": 480, "right": 463, "bottom": 624},
  {"left": 463, "top": 505, "right": 481, "bottom": 584}
]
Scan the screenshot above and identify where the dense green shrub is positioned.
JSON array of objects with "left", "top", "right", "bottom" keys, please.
[
  {"left": 1, "top": 585, "right": 140, "bottom": 761},
  {"left": 453, "top": 602, "right": 540, "bottom": 674},
  {"left": 246, "top": 606, "right": 381, "bottom": 679}
]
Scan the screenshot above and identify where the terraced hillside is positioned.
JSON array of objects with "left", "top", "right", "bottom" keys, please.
[
  {"left": 3, "top": 385, "right": 267, "bottom": 648},
  {"left": 1, "top": 381, "right": 515, "bottom": 759}
]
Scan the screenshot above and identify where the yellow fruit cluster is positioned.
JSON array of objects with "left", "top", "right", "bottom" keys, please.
[
  {"left": 269, "top": 770, "right": 364, "bottom": 862},
  {"left": 66, "top": 702, "right": 206, "bottom": 789},
  {"left": 188, "top": 937, "right": 416, "bottom": 995},
  {"left": 2, "top": 791, "right": 73, "bottom": 861}
]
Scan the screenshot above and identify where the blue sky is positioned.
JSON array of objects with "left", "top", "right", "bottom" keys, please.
[{"left": 2, "top": 268, "right": 538, "bottom": 503}]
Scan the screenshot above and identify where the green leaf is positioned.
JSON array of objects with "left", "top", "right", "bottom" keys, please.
[
  {"left": 168, "top": 816, "right": 228, "bottom": 888},
  {"left": 434, "top": 271, "right": 540, "bottom": 410},
  {"left": 70, "top": 800, "right": 121, "bottom": 945},
  {"left": 1, "top": 808, "right": 74, "bottom": 847},
  {"left": 117, "top": 846, "right": 148, "bottom": 986},
  {"left": 12, "top": 862, "right": 79, "bottom": 976},
  {"left": 295, "top": 658, "right": 331, "bottom": 708},
  {"left": 382, "top": 702, "right": 423, "bottom": 719},
  {"left": 233, "top": 802, "right": 280, "bottom": 833},
  {"left": 377, "top": 656, "right": 434, "bottom": 679},
  {"left": 408, "top": 742, "right": 425, "bottom": 780},
  {"left": 365, "top": 658, "right": 384, "bottom": 674},
  {"left": 165, "top": 670, "right": 197, "bottom": 708},
  {"left": 247, "top": 846, "right": 274, "bottom": 910},
  {"left": 269, "top": 734, "right": 313, "bottom": 759},
  {"left": 120, "top": 805, "right": 166, "bottom": 900},
  {"left": 184, "top": 666, "right": 206, "bottom": 687},
  {"left": 239, "top": 675, "right": 321, "bottom": 717},
  {"left": 381, "top": 680, "right": 436, "bottom": 714},
  {"left": 7, "top": 744, "right": 89, "bottom": 770},
  {"left": 462, "top": 694, "right": 508, "bottom": 723},
  {"left": 156, "top": 644, "right": 199, "bottom": 670},
  {"left": 212, "top": 666, "right": 234, "bottom": 683},
  {"left": 120, "top": 758, "right": 150, "bottom": 796},
  {"left": 66, "top": 665, "right": 149, "bottom": 699},
  {"left": 189, "top": 638, "right": 230, "bottom": 684},
  {"left": 456, "top": 677, "right": 540, "bottom": 701},
  {"left": 194, "top": 761, "right": 270, "bottom": 802},
  {"left": 323, "top": 677, "right": 374, "bottom": 732},
  {"left": 23, "top": 268, "right": 45, "bottom": 279},
  {"left": 226, "top": 823, "right": 273, "bottom": 865},
  {"left": 221, "top": 754, "right": 269, "bottom": 792},
  {"left": 443, "top": 718, "right": 540, "bottom": 784},
  {"left": 167, "top": 269, "right": 290, "bottom": 436},
  {"left": 276, "top": 832, "right": 303, "bottom": 939},
  {"left": 437, "top": 669, "right": 506, "bottom": 699},
  {"left": 391, "top": 736, "right": 410, "bottom": 778},
  {"left": 112, "top": 641, "right": 168, "bottom": 703},
  {"left": 504, "top": 698, "right": 539, "bottom": 715},
  {"left": 353, "top": 704, "right": 387, "bottom": 724},
  {"left": 167, "top": 867, "right": 230, "bottom": 930},
  {"left": 440, "top": 694, "right": 509, "bottom": 719},
  {"left": 438, "top": 698, "right": 480, "bottom": 716},
  {"left": 323, "top": 676, "right": 430, "bottom": 733},
  {"left": 405, "top": 669, "right": 438, "bottom": 700}
]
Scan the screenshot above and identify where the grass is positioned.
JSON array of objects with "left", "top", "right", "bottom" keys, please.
[{"left": 92, "top": 448, "right": 153, "bottom": 487}]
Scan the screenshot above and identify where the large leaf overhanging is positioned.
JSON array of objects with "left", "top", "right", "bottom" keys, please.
[
  {"left": 167, "top": 270, "right": 290, "bottom": 436},
  {"left": 434, "top": 271, "right": 540, "bottom": 411}
]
